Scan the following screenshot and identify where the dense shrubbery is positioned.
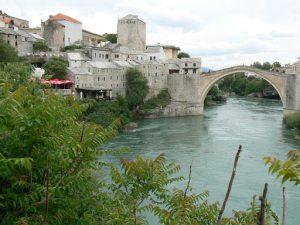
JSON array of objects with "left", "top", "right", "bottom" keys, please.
[
  {"left": 142, "top": 89, "right": 171, "bottom": 110},
  {"left": 42, "top": 57, "right": 68, "bottom": 79},
  {"left": 218, "top": 74, "right": 276, "bottom": 96},
  {"left": 0, "top": 38, "right": 20, "bottom": 62},
  {"left": 283, "top": 112, "right": 300, "bottom": 130},
  {"left": 61, "top": 44, "right": 83, "bottom": 52},
  {"left": 84, "top": 96, "right": 133, "bottom": 128},
  {"left": 33, "top": 40, "right": 49, "bottom": 52}
]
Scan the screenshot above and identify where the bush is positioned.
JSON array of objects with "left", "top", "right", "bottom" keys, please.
[
  {"left": 33, "top": 40, "right": 48, "bottom": 52},
  {"left": 42, "top": 57, "right": 68, "bottom": 79},
  {"left": 142, "top": 89, "right": 171, "bottom": 110},
  {"left": 85, "top": 96, "right": 133, "bottom": 128},
  {"left": 283, "top": 112, "right": 300, "bottom": 130},
  {"left": 0, "top": 38, "right": 19, "bottom": 62},
  {"left": 61, "top": 44, "right": 83, "bottom": 52}
]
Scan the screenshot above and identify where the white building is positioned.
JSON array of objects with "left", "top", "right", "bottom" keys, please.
[{"left": 50, "top": 13, "right": 82, "bottom": 46}]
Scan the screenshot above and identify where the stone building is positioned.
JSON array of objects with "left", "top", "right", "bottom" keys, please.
[
  {"left": 117, "top": 15, "right": 146, "bottom": 51},
  {"left": 0, "top": 27, "right": 35, "bottom": 55},
  {"left": 42, "top": 13, "right": 82, "bottom": 50},
  {"left": 0, "top": 10, "right": 29, "bottom": 28},
  {"left": 147, "top": 44, "right": 180, "bottom": 59},
  {"left": 82, "top": 29, "right": 102, "bottom": 46}
]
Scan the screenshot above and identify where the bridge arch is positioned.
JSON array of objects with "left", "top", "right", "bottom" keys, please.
[{"left": 198, "top": 66, "right": 287, "bottom": 110}]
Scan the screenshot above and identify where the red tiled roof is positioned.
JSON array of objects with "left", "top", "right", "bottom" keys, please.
[
  {"left": 50, "top": 13, "right": 81, "bottom": 24},
  {"left": 1, "top": 17, "right": 12, "bottom": 24}
]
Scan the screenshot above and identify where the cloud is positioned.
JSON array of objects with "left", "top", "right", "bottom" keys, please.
[{"left": 2, "top": 0, "right": 300, "bottom": 69}]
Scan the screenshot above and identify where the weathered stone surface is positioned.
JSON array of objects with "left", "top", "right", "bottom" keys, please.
[{"left": 123, "top": 122, "right": 138, "bottom": 131}]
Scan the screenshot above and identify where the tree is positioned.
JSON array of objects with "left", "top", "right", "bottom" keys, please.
[
  {"left": 125, "top": 68, "right": 149, "bottom": 110},
  {"left": 177, "top": 52, "right": 190, "bottom": 59},
  {"left": 251, "top": 62, "right": 262, "bottom": 69},
  {"left": 0, "top": 38, "right": 19, "bottom": 62},
  {"left": 103, "top": 33, "right": 117, "bottom": 43},
  {"left": 42, "top": 57, "right": 68, "bottom": 79},
  {"left": 272, "top": 61, "right": 281, "bottom": 68},
  {"left": 0, "top": 81, "right": 119, "bottom": 224},
  {"left": 33, "top": 40, "right": 49, "bottom": 52},
  {"left": 262, "top": 62, "right": 272, "bottom": 71}
]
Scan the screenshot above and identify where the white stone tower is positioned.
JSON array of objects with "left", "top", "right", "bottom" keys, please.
[{"left": 117, "top": 15, "right": 146, "bottom": 51}]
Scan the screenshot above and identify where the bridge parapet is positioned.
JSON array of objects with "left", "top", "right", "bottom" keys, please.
[{"left": 202, "top": 65, "right": 285, "bottom": 77}]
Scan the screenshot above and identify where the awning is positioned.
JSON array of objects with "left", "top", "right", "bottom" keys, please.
[{"left": 41, "top": 79, "right": 74, "bottom": 85}]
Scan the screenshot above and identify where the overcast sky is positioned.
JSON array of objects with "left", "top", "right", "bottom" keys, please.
[{"left": 2, "top": 0, "right": 300, "bottom": 69}]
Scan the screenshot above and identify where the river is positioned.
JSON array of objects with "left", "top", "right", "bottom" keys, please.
[{"left": 103, "top": 96, "right": 300, "bottom": 225}]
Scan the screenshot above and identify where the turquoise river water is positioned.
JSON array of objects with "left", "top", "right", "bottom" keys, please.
[{"left": 104, "top": 96, "right": 300, "bottom": 225}]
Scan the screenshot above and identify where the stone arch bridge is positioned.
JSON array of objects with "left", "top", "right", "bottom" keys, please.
[{"left": 167, "top": 65, "right": 300, "bottom": 116}]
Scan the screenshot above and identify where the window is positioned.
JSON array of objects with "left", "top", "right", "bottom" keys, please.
[
  {"left": 150, "top": 56, "right": 152, "bottom": 60},
  {"left": 193, "top": 69, "right": 196, "bottom": 74},
  {"left": 115, "top": 54, "right": 119, "bottom": 58},
  {"left": 193, "top": 63, "right": 196, "bottom": 67},
  {"left": 185, "top": 63, "right": 188, "bottom": 67},
  {"left": 15, "top": 41, "right": 18, "bottom": 47},
  {"left": 103, "top": 77, "right": 106, "bottom": 81},
  {"left": 15, "top": 35, "right": 17, "bottom": 39},
  {"left": 117, "top": 84, "right": 118, "bottom": 87},
  {"left": 94, "top": 53, "right": 96, "bottom": 58},
  {"left": 184, "top": 69, "right": 188, "bottom": 74},
  {"left": 153, "top": 56, "right": 156, "bottom": 60},
  {"left": 98, "top": 76, "right": 100, "bottom": 81},
  {"left": 117, "top": 76, "right": 118, "bottom": 80},
  {"left": 155, "top": 72, "right": 157, "bottom": 76},
  {"left": 105, "top": 54, "right": 109, "bottom": 59}
]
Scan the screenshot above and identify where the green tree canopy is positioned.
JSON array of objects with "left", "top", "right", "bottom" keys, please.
[
  {"left": 103, "top": 33, "right": 117, "bottom": 43},
  {"left": 262, "top": 62, "right": 272, "bottom": 71},
  {"left": 251, "top": 61, "right": 262, "bottom": 69},
  {"left": 177, "top": 52, "right": 190, "bottom": 59},
  {"left": 272, "top": 61, "right": 281, "bottom": 68},
  {"left": 125, "top": 68, "right": 149, "bottom": 110},
  {"left": 33, "top": 40, "right": 49, "bottom": 52},
  {"left": 42, "top": 57, "right": 68, "bottom": 79},
  {"left": 0, "top": 38, "right": 19, "bottom": 62}
]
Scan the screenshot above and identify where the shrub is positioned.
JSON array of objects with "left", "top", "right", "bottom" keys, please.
[
  {"left": 33, "top": 40, "right": 48, "bottom": 52},
  {"left": 283, "top": 112, "right": 300, "bottom": 130}
]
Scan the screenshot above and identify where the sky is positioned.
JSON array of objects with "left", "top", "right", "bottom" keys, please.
[{"left": 2, "top": 0, "right": 300, "bottom": 69}]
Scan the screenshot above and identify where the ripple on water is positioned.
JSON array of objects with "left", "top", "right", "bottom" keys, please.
[{"left": 103, "top": 97, "right": 300, "bottom": 225}]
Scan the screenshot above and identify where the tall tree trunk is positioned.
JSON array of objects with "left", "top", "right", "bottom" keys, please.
[{"left": 259, "top": 183, "right": 268, "bottom": 225}]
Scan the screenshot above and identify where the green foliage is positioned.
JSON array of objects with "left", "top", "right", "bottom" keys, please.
[
  {"left": 142, "top": 89, "right": 171, "bottom": 110},
  {"left": 218, "top": 74, "right": 275, "bottom": 96},
  {"left": 126, "top": 68, "right": 149, "bottom": 110},
  {"left": 0, "top": 38, "right": 19, "bottom": 62},
  {"left": 251, "top": 61, "right": 262, "bottom": 69},
  {"left": 264, "top": 150, "right": 300, "bottom": 185},
  {"left": 85, "top": 96, "right": 133, "bottom": 128},
  {"left": 272, "top": 61, "right": 281, "bottom": 68},
  {"left": 42, "top": 57, "right": 68, "bottom": 79},
  {"left": 33, "top": 40, "right": 48, "bottom": 52},
  {"left": 107, "top": 154, "right": 183, "bottom": 225},
  {"left": 103, "top": 33, "right": 117, "bottom": 43},
  {"left": 177, "top": 52, "right": 190, "bottom": 59},
  {"left": 283, "top": 112, "right": 300, "bottom": 130},
  {"left": 208, "top": 85, "right": 220, "bottom": 97},
  {"left": 262, "top": 62, "right": 272, "bottom": 71},
  {"left": 0, "top": 82, "right": 119, "bottom": 224},
  {"left": 61, "top": 44, "right": 83, "bottom": 52},
  {"left": 0, "top": 62, "right": 33, "bottom": 90}
]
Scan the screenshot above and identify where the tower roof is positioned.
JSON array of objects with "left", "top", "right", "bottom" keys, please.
[
  {"left": 50, "top": 13, "right": 81, "bottom": 24},
  {"left": 119, "top": 14, "right": 145, "bottom": 23}
]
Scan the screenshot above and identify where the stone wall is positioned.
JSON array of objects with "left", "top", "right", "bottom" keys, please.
[
  {"left": 117, "top": 15, "right": 146, "bottom": 51},
  {"left": 42, "top": 20, "right": 65, "bottom": 49}
]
